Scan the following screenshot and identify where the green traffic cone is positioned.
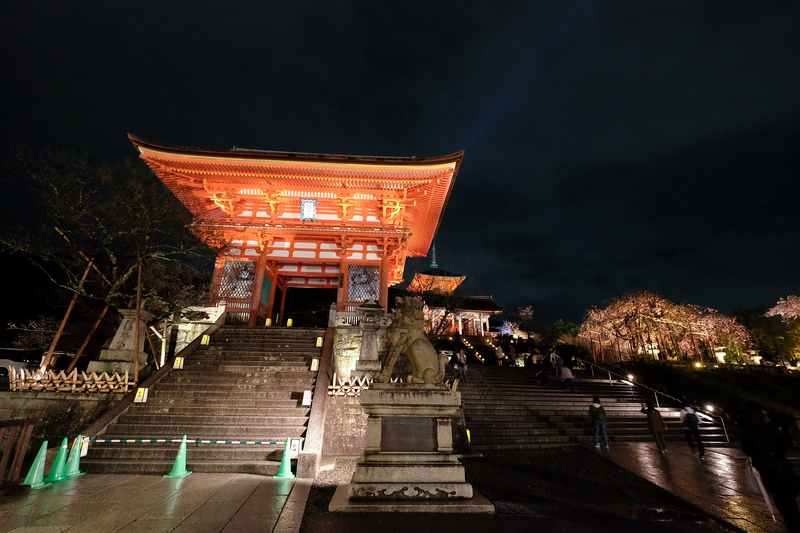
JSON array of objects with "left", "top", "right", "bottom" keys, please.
[
  {"left": 64, "top": 435, "right": 85, "bottom": 479},
  {"left": 164, "top": 435, "right": 192, "bottom": 478},
  {"left": 22, "top": 440, "right": 49, "bottom": 489},
  {"left": 272, "top": 438, "right": 295, "bottom": 479},
  {"left": 44, "top": 437, "right": 69, "bottom": 484}
]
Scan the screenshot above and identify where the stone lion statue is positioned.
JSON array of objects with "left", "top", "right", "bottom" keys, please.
[{"left": 374, "top": 297, "right": 448, "bottom": 384}]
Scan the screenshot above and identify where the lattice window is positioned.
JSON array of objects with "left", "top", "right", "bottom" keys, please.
[
  {"left": 219, "top": 260, "right": 255, "bottom": 299},
  {"left": 348, "top": 265, "right": 379, "bottom": 302},
  {"left": 260, "top": 277, "right": 272, "bottom": 307}
]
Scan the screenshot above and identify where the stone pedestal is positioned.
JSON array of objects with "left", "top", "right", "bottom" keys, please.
[
  {"left": 347, "top": 383, "right": 474, "bottom": 500},
  {"left": 87, "top": 309, "right": 154, "bottom": 376}
]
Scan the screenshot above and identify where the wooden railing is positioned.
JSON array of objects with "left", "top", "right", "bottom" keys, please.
[
  {"left": 0, "top": 418, "right": 37, "bottom": 496},
  {"left": 9, "top": 369, "right": 133, "bottom": 393}
]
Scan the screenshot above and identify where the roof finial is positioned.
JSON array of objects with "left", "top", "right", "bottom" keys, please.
[{"left": 430, "top": 242, "right": 438, "bottom": 269}]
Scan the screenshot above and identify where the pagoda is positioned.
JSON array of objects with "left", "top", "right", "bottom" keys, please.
[
  {"left": 407, "top": 245, "right": 502, "bottom": 336},
  {"left": 130, "top": 135, "right": 463, "bottom": 325},
  {"left": 407, "top": 243, "right": 465, "bottom": 293}
]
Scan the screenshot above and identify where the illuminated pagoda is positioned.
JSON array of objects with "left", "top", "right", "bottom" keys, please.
[
  {"left": 130, "top": 134, "right": 463, "bottom": 325},
  {"left": 407, "top": 244, "right": 465, "bottom": 293},
  {"left": 408, "top": 244, "right": 502, "bottom": 336}
]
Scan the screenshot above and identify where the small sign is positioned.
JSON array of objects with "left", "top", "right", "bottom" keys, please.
[
  {"left": 310, "top": 358, "right": 319, "bottom": 371},
  {"left": 300, "top": 198, "right": 317, "bottom": 221},
  {"left": 201, "top": 335, "right": 210, "bottom": 345},
  {"left": 265, "top": 318, "right": 272, "bottom": 327},
  {"left": 290, "top": 438, "right": 302, "bottom": 458},
  {"left": 316, "top": 337, "right": 323, "bottom": 348},
  {"left": 173, "top": 357, "right": 184, "bottom": 370},
  {"left": 302, "top": 390, "right": 312, "bottom": 406},
  {"left": 80, "top": 436, "right": 89, "bottom": 457},
  {"left": 134, "top": 387, "right": 149, "bottom": 404}
]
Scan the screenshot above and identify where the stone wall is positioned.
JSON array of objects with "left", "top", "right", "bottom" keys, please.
[
  {"left": 322, "top": 396, "right": 368, "bottom": 456},
  {"left": 0, "top": 390, "right": 123, "bottom": 465}
]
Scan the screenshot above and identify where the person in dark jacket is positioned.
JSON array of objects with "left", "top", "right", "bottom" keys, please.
[
  {"left": 741, "top": 410, "right": 800, "bottom": 532},
  {"left": 641, "top": 402, "right": 668, "bottom": 453},
  {"left": 680, "top": 403, "right": 705, "bottom": 459},
  {"left": 589, "top": 397, "right": 609, "bottom": 448}
]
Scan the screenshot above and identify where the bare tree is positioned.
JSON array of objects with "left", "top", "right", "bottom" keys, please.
[{"left": 1, "top": 146, "right": 223, "bottom": 372}]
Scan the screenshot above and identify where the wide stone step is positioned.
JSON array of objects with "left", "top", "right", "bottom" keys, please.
[
  {"left": 130, "top": 405, "right": 306, "bottom": 416},
  {"left": 457, "top": 363, "right": 723, "bottom": 450},
  {"left": 192, "top": 344, "right": 317, "bottom": 351},
  {"left": 143, "top": 395, "right": 301, "bottom": 405},
  {"left": 183, "top": 362, "right": 314, "bottom": 371},
  {"left": 104, "top": 424, "right": 307, "bottom": 437},
  {"left": 164, "top": 376, "right": 317, "bottom": 386},
  {"left": 196, "top": 357, "right": 314, "bottom": 364},
  {"left": 81, "top": 458, "right": 283, "bottom": 475},
  {"left": 87, "top": 325, "right": 321, "bottom": 475},
  {"left": 119, "top": 413, "right": 309, "bottom": 426},
  {"left": 152, "top": 383, "right": 314, "bottom": 393},
  {"left": 85, "top": 443, "right": 286, "bottom": 461}
]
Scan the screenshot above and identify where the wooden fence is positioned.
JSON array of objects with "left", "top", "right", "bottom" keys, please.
[{"left": 9, "top": 368, "right": 133, "bottom": 393}]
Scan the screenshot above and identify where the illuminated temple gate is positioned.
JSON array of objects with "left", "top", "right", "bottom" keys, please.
[{"left": 130, "top": 135, "right": 463, "bottom": 325}]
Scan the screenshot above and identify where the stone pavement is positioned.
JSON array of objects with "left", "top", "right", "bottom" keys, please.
[
  {"left": 599, "top": 442, "right": 786, "bottom": 533},
  {"left": 1, "top": 442, "right": 795, "bottom": 533},
  {"left": 0, "top": 473, "right": 310, "bottom": 533}
]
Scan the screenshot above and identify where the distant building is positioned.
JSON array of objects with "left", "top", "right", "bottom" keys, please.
[{"left": 407, "top": 246, "right": 502, "bottom": 336}]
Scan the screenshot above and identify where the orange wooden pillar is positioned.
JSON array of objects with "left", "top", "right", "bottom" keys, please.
[
  {"left": 248, "top": 253, "right": 268, "bottom": 327},
  {"left": 336, "top": 255, "right": 349, "bottom": 311},
  {"left": 278, "top": 281, "right": 288, "bottom": 325},
  {"left": 265, "top": 272, "right": 278, "bottom": 324},
  {"left": 379, "top": 254, "right": 389, "bottom": 309},
  {"left": 210, "top": 255, "right": 226, "bottom": 303}
]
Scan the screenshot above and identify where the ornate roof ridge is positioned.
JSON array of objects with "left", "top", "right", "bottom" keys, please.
[{"left": 129, "top": 134, "right": 463, "bottom": 167}]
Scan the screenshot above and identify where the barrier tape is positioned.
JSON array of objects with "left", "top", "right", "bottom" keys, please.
[{"left": 89, "top": 439, "right": 296, "bottom": 444}]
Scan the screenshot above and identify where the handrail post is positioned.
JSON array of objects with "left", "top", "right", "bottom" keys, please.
[
  {"left": 716, "top": 415, "right": 729, "bottom": 442},
  {"left": 654, "top": 390, "right": 660, "bottom": 409}
]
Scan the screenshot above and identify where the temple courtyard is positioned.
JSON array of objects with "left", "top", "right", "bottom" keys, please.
[{"left": 1, "top": 441, "right": 789, "bottom": 533}]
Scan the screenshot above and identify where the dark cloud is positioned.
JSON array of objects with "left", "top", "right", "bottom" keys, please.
[{"left": 2, "top": 0, "right": 799, "bottom": 325}]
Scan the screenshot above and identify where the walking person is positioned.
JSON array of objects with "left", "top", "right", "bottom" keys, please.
[
  {"left": 641, "top": 402, "right": 668, "bottom": 453},
  {"left": 549, "top": 351, "right": 558, "bottom": 375},
  {"left": 453, "top": 348, "right": 468, "bottom": 383},
  {"left": 680, "top": 403, "right": 705, "bottom": 459},
  {"left": 589, "top": 397, "right": 609, "bottom": 448},
  {"left": 741, "top": 409, "right": 800, "bottom": 532},
  {"left": 560, "top": 365, "right": 576, "bottom": 392}
]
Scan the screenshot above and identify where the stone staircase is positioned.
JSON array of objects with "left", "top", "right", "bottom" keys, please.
[
  {"left": 82, "top": 326, "right": 323, "bottom": 475},
  {"left": 460, "top": 364, "right": 729, "bottom": 450}
]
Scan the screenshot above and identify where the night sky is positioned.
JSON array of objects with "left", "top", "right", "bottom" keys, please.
[{"left": 2, "top": 1, "right": 799, "bottom": 324}]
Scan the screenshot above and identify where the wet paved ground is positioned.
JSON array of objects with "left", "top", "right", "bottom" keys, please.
[
  {"left": 600, "top": 443, "right": 786, "bottom": 533},
  {"left": 1, "top": 442, "right": 795, "bottom": 532},
  {"left": 0, "top": 473, "right": 309, "bottom": 533},
  {"left": 303, "top": 444, "right": 740, "bottom": 533}
]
